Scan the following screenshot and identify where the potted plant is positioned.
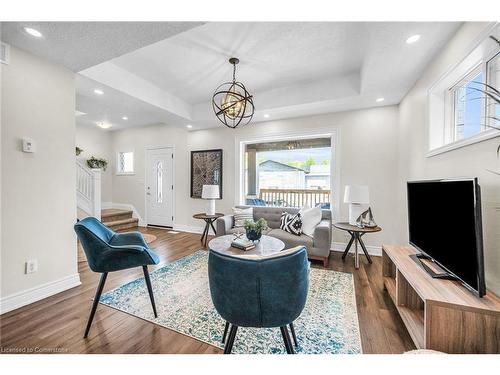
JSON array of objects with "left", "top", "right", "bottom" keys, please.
[
  {"left": 75, "top": 146, "right": 83, "bottom": 156},
  {"left": 87, "top": 156, "right": 108, "bottom": 171},
  {"left": 244, "top": 218, "right": 268, "bottom": 242}
]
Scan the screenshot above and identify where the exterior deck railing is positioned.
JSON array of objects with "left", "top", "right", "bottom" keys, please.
[{"left": 258, "top": 188, "right": 331, "bottom": 208}]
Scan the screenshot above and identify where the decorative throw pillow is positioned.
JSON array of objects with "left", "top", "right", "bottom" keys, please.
[
  {"left": 280, "top": 212, "right": 302, "bottom": 236},
  {"left": 299, "top": 206, "right": 322, "bottom": 237},
  {"left": 232, "top": 207, "right": 253, "bottom": 227}
]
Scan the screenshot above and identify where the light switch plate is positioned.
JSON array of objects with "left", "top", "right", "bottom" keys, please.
[
  {"left": 22, "top": 138, "right": 36, "bottom": 153},
  {"left": 25, "top": 259, "right": 38, "bottom": 274}
]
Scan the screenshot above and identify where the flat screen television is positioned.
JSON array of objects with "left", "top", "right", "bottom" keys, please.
[{"left": 407, "top": 178, "right": 486, "bottom": 297}]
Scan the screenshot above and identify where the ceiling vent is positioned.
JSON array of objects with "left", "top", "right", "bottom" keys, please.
[{"left": 1, "top": 42, "right": 10, "bottom": 65}]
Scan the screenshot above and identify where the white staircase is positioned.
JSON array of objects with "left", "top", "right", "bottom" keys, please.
[{"left": 76, "top": 160, "right": 101, "bottom": 220}]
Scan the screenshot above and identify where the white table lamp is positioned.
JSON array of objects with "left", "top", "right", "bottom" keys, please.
[
  {"left": 202, "top": 185, "right": 220, "bottom": 216},
  {"left": 344, "top": 185, "right": 369, "bottom": 225}
]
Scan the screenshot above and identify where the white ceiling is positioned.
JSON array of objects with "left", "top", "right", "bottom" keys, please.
[
  {"left": 111, "top": 22, "right": 368, "bottom": 104},
  {"left": 1, "top": 21, "right": 462, "bottom": 131},
  {"left": 75, "top": 75, "right": 189, "bottom": 130},
  {"left": 0, "top": 22, "right": 204, "bottom": 71},
  {"left": 79, "top": 22, "right": 461, "bottom": 130}
]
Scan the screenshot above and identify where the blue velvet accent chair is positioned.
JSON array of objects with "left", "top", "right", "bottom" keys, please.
[
  {"left": 208, "top": 246, "right": 309, "bottom": 354},
  {"left": 74, "top": 217, "right": 160, "bottom": 338}
]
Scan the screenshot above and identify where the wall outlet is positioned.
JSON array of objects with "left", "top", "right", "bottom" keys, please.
[{"left": 25, "top": 259, "right": 38, "bottom": 274}]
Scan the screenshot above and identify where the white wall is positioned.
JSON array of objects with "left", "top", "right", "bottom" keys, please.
[
  {"left": 187, "top": 106, "right": 400, "bottom": 247},
  {"left": 1, "top": 46, "right": 79, "bottom": 308},
  {"left": 75, "top": 124, "right": 113, "bottom": 203},
  {"left": 397, "top": 22, "right": 500, "bottom": 296},
  {"left": 106, "top": 107, "right": 399, "bottom": 248}
]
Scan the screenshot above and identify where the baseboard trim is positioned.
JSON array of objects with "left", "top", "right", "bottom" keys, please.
[
  {"left": 331, "top": 241, "right": 382, "bottom": 257},
  {"left": 102, "top": 202, "right": 146, "bottom": 227},
  {"left": 173, "top": 224, "right": 205, "bottom": 234},
  {"left": 0, "top": 273, "right": 81, "bottom": 315}
]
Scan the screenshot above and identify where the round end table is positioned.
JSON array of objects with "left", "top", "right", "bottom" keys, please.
[
  {"left": 193, "top": 213, "right": 224, "bottom": 247},
  {"left": 208, "top": 234, "right": 285, "bottom": 257},
  {"left": 333, "top": 222, "right": 382, "bottom": 269}
]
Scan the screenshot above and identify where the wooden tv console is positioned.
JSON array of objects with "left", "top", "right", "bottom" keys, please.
[{"left": 382, "top": 245, "right": 500, "bottom": 353}]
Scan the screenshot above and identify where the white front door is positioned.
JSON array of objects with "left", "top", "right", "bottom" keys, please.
[{"left": 145, "top": 147, "right": 174, "bottom": 227}]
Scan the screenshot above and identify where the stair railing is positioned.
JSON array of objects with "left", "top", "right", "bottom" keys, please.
[{"left": 76, "top": 160, "right": 101, "bottom": 220}]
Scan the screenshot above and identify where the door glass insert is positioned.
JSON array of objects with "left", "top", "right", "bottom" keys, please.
[{"left": 156, "top": 161, "right": 163, "bottom": 203}]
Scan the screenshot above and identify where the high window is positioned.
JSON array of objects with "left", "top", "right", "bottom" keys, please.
[
  {"left": 427, "top": 24, "right": 499, "bottom": 155},
  {"left": 451, "top": 67, "right": 484, "bottom": 141},
  {"left": 486, "top": 51, "right": 500, "bottom": 124},
  {"left": 117, "top": 151, "right": 134, "bottom": 174}
]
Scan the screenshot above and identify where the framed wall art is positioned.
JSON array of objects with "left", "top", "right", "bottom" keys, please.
[{"left": 190, "top": 149, "right": 223, "bottom": 199}]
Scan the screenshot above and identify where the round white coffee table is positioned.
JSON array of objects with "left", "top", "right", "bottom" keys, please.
[{"left": 208, "top": 234, "right": 285, "bottom": 257}]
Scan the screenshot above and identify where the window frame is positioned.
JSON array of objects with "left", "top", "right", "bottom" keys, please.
[
  {"left": 485, "top": 50, "right": 500, "bottom": 129},
  {"left": 449, "top": 63, "right": 485, "bottom": 142},
  {"left": 116, "top": 151, "right": 135, "bottom": 175},
  {"left": 427, "top": 23, "right": 500, "bottom": 157},
  {"left": 235, "top": 129, "right": 339, "bottom": 221}
]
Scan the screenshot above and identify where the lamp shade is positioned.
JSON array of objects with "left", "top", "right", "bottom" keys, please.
[
  {"left": 344, "top": 185, "right": 369, "bottom": 204},
  {"left": 202, "top": 185, "right": 220, "bottom": 199}
]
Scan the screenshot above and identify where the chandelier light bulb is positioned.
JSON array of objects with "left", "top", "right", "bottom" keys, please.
[{"left": 221, "top": 88, "right": 244, "bottom": 119}]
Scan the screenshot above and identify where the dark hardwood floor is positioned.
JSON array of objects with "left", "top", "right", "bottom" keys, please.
[{"left": 0, "top": 227, "right": 415, "bottom": 354}]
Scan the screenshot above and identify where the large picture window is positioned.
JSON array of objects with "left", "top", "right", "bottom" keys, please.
[{"left": 243, "top": 137, "right": 332, "bottom": 209}]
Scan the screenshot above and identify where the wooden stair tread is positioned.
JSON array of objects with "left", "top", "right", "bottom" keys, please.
[
  {"left": 104, "top": 217, "right": 138, "bottom": 226},
  {"left": 101, "top": 209, "right": 133, "bottom": 218}
]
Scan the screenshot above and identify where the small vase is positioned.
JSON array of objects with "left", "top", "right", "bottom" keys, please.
[{"left": 246, "top": 229, "right": 262, "bottom": 242}]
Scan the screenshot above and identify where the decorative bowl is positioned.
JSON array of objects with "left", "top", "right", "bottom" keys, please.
[{"left": 246, "top": 229, "right": 262, "bottom": 242}]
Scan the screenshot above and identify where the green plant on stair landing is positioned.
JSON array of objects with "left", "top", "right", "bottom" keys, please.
[
  {"left": 87, "top": 156, "right": 108, "bottom": 171},
  {"left": 76, "top": 146, "right": 84, "bottom": 156}
]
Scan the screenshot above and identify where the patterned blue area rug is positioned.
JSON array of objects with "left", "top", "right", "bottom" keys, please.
[{"left": 99, "top": 251, "right": 362, "bottom": 354}]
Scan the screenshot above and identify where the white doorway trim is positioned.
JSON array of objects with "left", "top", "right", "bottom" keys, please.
[
  {"left": 144, "top": 145, "right": 176, "bottom": 227},
  {"left": 234, "top": 128, "right": 341, "bottom": 221}
]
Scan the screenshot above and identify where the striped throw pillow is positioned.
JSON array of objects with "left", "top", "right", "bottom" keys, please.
[
  {"left": 233, "top": 207, "right": 253, "bottom": 227},
  {"left": 280, "top": 212, "right": 302, "bottom": 236}
]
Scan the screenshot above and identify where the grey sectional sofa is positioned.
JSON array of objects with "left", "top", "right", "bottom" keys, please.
[{"left": 215, "top": 205, "right": 332, "bottom": 267}]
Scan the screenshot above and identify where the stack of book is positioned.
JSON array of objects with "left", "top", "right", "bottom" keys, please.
[{"left": 231, "top": 238, "right": 256, "bottom": 251}]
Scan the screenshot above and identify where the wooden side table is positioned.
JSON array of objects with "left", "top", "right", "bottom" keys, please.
[
  {"left": 333, "top": 222, "right": 382, "bottom": 269},
  {"left": 193, "top": 213, "right": 224, "bottom": 247}
]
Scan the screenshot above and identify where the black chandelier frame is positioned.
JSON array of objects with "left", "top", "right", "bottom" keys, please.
[{"left": 212, "top": 58, "right": 255, "bottom": 129}]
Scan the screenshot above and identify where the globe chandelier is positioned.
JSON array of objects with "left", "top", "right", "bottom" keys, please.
[{"left": 212, "top": 57, "right": 254, "bottom": 129}]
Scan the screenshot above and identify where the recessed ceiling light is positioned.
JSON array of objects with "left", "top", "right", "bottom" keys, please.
[
  {"left": 94, "top": 89, "right": 104, "bottom": 95},
  {"left": 24, "top": 27, "right": 43, "bottom": 38},
  {"left": 122, "top": 116, "right": 128, "bottom": 120},
  {"left": 186, "top": 124, "right": 193, "bottom": 129},
  {"left": 406, "top": 34, "right": 421, "bottom": 44},
  {"left": 263, "top": 114, "right": 270, "bottom": 118},
  {"left": 376, "top": 97, "right": 385, "bottom": 103},
  {"left": 96, "top": 122, "right": 112, "bottom": 129}
]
